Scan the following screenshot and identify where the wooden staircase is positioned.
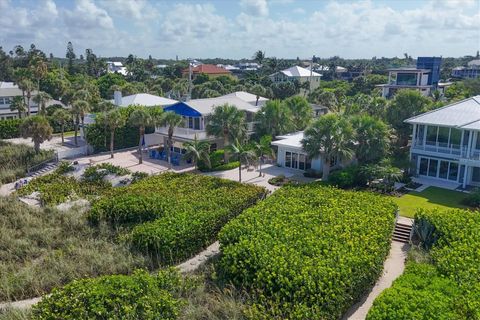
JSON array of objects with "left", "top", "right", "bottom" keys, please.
[{"left": 393, "top": 222, "right": 412, "bottom": 243}]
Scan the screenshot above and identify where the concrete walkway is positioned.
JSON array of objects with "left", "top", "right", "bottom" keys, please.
[{"left": 342, "top": 241, "right": 410, "bottom": 319}]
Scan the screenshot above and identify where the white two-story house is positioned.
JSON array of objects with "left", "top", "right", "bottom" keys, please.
[
  {"left": 146, "top": 91, "right": 268, "bottom": 154},
  {"left": 406, "top": 95, "right": 480, "bottom": 189}
]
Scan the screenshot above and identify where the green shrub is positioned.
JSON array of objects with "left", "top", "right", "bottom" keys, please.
[
  {"left": 461, "top": 188, "right": 480, "bottom": 207},
  {"left": 205, "top": 161, "right": 240, "bottom": 172},
  {"left": 55, "top": 161, "right": 75, "bottom": 175},
  {"left": 0, "top": 118, "right": 22, "bottom": 139},
  {"left": 131, "top": 171, "right": 148, "bottom": 183},
  {"left": 367, "top": 263, "right": 462, "bottom": 320},
  {"left": 90, "top": 173, "right": 267, "bottom": 265},
  {"left": 219, "top": 184, "right": 397, "bottom": 319},
  {"left": 198, "top": 150, "right": 238, "bottom": 172},
  {"left": 368, "top": 208, "right": 480, "bottom": 319},
  {"left": 83, "top": 163, "right": 131, "bottom": 182},
  {"left": 32, "top": 269, "right": 183, "bottom": 320}
]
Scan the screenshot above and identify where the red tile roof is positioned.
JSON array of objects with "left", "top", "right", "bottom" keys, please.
[{"left": 183, "top": 64, "right": 231, "bottom": 75}]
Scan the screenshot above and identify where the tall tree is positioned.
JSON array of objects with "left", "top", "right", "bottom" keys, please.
[
  {"left": 71, "top": 100, "right": 90, "bottom": 144},
  {"left": 252, "top": 135, "right": 275, "bottom": 177},
  {"left": 226, "top": 139, "right": 256, "bottom": 182},
  {"left": 66, "top": 42, "right": 76, "bottom": 75},
  {"left": 302, "top": 114, "right": 355, "bottom": 180},
  {"left": 206, "top": 104, "right": 246, "bottom": 162},
  {"left": 129, "top": 106, "right": 152, "bottom": 164},
  {"left": 32, "top": 91, "right": 52, "bottom": 116},
  {"left": 105, "top": 109, "right": 126, "bottom": 158},
  {"left": 183, "top": 135, "right": 211, "bottom": 170},
  {"left": 351, "top": 115, "right": 391, "bottom": 164},
  {"left": 253, "top": 50, "right": 265, "bottom": 65},
  {"left": 284, "top": 96, "right": 313, "bottom": 131},
  {"left": 10, "top": 96, "right": 26, "bottom": 119},
  {"left": 18, "top": 78, "right": 35, "bottom": 116},
  {"left": 52, "top": 108, "right": 71, "bottom": 145},
  {"left": 97, "top": 100, "right": 115, "bottom": 147},
  {"left": 386, "top": 89, "right": 431, "bottom": 146},
  {"left": 20, "top": 116, "right": 53, "bottom": 154},
  {"left": 161, "top": 111, "right": 183, "bottom": 166},
  {"left": 249, "top": 84, "right": 266, "bottom": 106},
  {"left": 255, "top": 100, "right": 294, "bottom": 137}
]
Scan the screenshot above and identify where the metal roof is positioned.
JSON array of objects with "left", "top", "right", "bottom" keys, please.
[
  {"left": 277, "top": 66, "right": 321, "bottom": 78},
  {"left": 110, "top": 93, "right": 178, "bottom": 107},
  {"left": 182, "top": 96, "right": 261, "bottom": 115},
  {"left": 271, "top": 132, "right": 305, "bottom": 149},
  {"left": 405, "top": 95, "right": 480, "bottom": 128},
  {"left": 220, "top": 91, "right": 268, "bottom": 106}
]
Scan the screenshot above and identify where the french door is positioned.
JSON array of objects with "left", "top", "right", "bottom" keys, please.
[{"left": 418, "top": 157, "right": 458, "bottom": 181}]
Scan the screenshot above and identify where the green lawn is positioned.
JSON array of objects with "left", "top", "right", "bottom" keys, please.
[{"left": 392, "top": 186, "right": 469, "bottom": 218}]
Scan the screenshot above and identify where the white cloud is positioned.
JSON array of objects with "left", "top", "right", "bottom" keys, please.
[
  {"left": 98, "top": 0, "right": 158, "bottom": 21},
  {"left": 240, "top": 0, "right": 269, "bottom": 17}
]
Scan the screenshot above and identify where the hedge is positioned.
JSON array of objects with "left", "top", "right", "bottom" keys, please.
[
  {"left": 218, "top": 184, "right": 397, "bottom": 319},
  {"left": 32, "top": 269, "right": 185, "bottom": 320},
  {"left": 90, "top": 173, "right": 267, "bottom": 265},
  {"left": 368, "top": 209, "right": 480, "bottom": 319},
  {"left": 0, "top": 118, "right": 22, "bottom": 139}
]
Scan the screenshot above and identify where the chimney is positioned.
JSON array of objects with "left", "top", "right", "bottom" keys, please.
[{"left": 114, "top": 90, "right": 122, "bottom": 106}]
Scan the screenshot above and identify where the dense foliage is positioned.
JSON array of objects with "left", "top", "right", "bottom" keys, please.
[
  {"left": 368, "top": 208, "right": 480, "bottom": 319},
  {"left": 218, "top": 184, "right": 397, "bottom": 319},
  {"left": 0, "top": 119, "right": 22, "bottom": 139},
  {"left": 0, "top": 141, "right": 54, "bottom": 183},
  {"left": 0, "top": 198, "right": 145, "bottom": 302},
  {"left": 32, "top": 269, "right": 187, "bottom": 320},
  {"left": 90, "top": 173, "right": 267, "bottom": 265}
]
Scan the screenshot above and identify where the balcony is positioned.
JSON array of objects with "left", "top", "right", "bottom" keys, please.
[
  {"left": 155, "top": 126, "right": 209, "bottom": 140},
  {"left": 412, "top": 140, "right": 463, "bottom": 157}
]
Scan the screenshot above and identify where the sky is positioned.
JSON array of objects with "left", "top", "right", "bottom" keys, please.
[{"left": 0, "top": 0, "right": 479, "bottom": 60}]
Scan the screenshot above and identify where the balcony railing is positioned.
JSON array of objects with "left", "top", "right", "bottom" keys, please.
[
  {"left": 412, "top": 140, "right": 480, "bottom": 160},
  {"left": 156, "top": 126, "right": 209, "bottom": 140}
]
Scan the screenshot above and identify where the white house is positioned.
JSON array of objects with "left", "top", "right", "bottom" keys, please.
[
  {"left": 405, "top": 95, "right": 480, "bottom": 188},
  {"left": 106, "top": 61, "right": 128, "bottom": 76},
  {"left": 271, "top": 131, "right": 351, "bottom": 173},
  {"left": 111, "top": 91, "right": 178, "bottom": 108},
  {"left": 269, "top": 66, "right": 322, "bottom": 94},
  {"left": 146, "top": 91, "right": 268, "bottom": 152}
]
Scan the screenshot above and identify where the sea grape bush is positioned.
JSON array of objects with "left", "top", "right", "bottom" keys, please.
[
  {"left": 368, "top": 209, "right": 480, "bottom": 319},
  {"left": 32, "top": 269, "right": 186, "bottom": 320},
  {"left": 90, "top": 172, "right": 267, "bottom": 265},
  {"left": 218, "top": 183, "right": 397, "bottom": 319}
]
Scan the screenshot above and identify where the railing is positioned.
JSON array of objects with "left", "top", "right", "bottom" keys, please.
[
  {"left": 413, "top": 140, "right": 480, "bottom": 160},
  {"left": 27, "top": 155, "right": 58, "bottom": 174},
  {"left": 156, "top": 126, "right": 209, "bottom": 140}
]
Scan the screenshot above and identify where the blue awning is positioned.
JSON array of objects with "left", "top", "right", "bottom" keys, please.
[{"left": 164, "top": 102, "right": 202, "bottom": 117}]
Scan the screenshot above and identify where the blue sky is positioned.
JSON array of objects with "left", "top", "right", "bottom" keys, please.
[{"left": 0, "top": 0, "right": 479, "bottom": 59}]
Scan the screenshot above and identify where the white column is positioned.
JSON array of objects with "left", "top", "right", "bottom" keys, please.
[
  {"left": 467, "top": 130, "right": 473, "bottom": 158},
  {"left": 463, "top": 166, "right": 468, "bottom": 189}
]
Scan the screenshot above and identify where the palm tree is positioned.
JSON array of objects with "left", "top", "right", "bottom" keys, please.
[
  {"left": 227, "top": 139, "right": 256, "bottom": 182},
  {"left": 70, "top": 107, "right": 80, "bottom": 146},
  {"left": 52, "top": 108, "right": 71, "bottom": 145},
  {"left": 351, "top": 115, "right": 391, "bottom": 164},
  {"left": 10, "top": 96, "right": 26, "bottom": 119},
  {"left": 72, "top": 100, "right": 90, "bottom": 142},
  {"left": 252, "top": 135, "right": 275, "bottom": 177},
  {"left": 33, "top": 91, "right": 52, "bottom": 116},
  {"left": 19, "top": 79, "right": 35, "bottom": 116},
  {"left": 255, "top": 100, "right": 294, "bottom": 137},
  {"left": 105, "top": 109, "right": 126, "bottom": 158},
  {"left": 284, "top": 96, "right": 313, "bottom": 131},
  {"left": 97, "top": 100, "right": 115, "bottom": 147},
  {"left": 206, "top": 104, "right": 246, "bottom": 163},
  {"left": 249, "top": 84, "right": 266, "bottom": 106},
  {"left": 20, "top": 116, "right": 53, "bottom": 154},
  {"left": 301, "top": 114, "right": 355, "bottom": 180},
  {"left": 183, "top": 135, "right": 211, "bottom": 170},
  {"left": 253, "top": 50, "right": 265, "bottom": 65},
  {"left": 129, "top": 106, "right": 152, "bottom": 164},
  {"left": 315, "top": 91, "right": 340, "bottom": 113},
  {"left": 161, "top": 111, "right": 183, "bottom": 165}
]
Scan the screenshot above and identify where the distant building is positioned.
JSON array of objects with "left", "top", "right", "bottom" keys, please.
[
  {"left": 377, "top": 57, "right": 443, "bottom": 98},
  {"left": 0, "top": 82, "right": 64, "bottom": 120},
  {"left": 451, "top": 59, "right": 480, "bottom": 79},
  {"left": 335, "top": 66, "right": 366, "bottom": 81},
  {"left": 106, "top": 61, "right": 128, "bottom": 76},
  {"left": 182, "top": 64, "right": 232, "bottom": 79},
  {"left": 269, "top": 66, "right": 322, "bottom": 94}
]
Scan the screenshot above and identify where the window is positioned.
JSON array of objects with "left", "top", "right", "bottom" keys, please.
[
  {"left": 194, "top": 117, "right": 200, "bottom": 130},
  {"left": 450, "top": 129, "right": 461, "bottom": 149},
  {"left": 426, "top": 126, "right": 437, "bottom": 145},
  {"left": 428, "top": 159, "right": 438, "bottom": 177},
  {"left": 437, "top": 127, "right": 449, "bottom": 147},
  {"left": 188, "top": 117, "right": 193, "bottom": 129},
  {"left": 448, "top": 163, "right": 458, "bottom": 181},
  {"left": 299, "top": 154, "right": 306, "bottom": 170},
  {"left": 285, "top": 152, "right": 292, "bottom": 168},
  {"left": 472, "top": 167, "right": 480, "bottom": 183},
  {"left": 439, "top": 161, "right": 449, "bottom": 179},
  {"left": 292, "top": 153, "right": 298, "bottom": 169},
  {"left": 419, "top": 158, "right": 428, "bottom": 175},
  {"left": 396, "top": 73, "right": 417, "bottom": 86}
]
